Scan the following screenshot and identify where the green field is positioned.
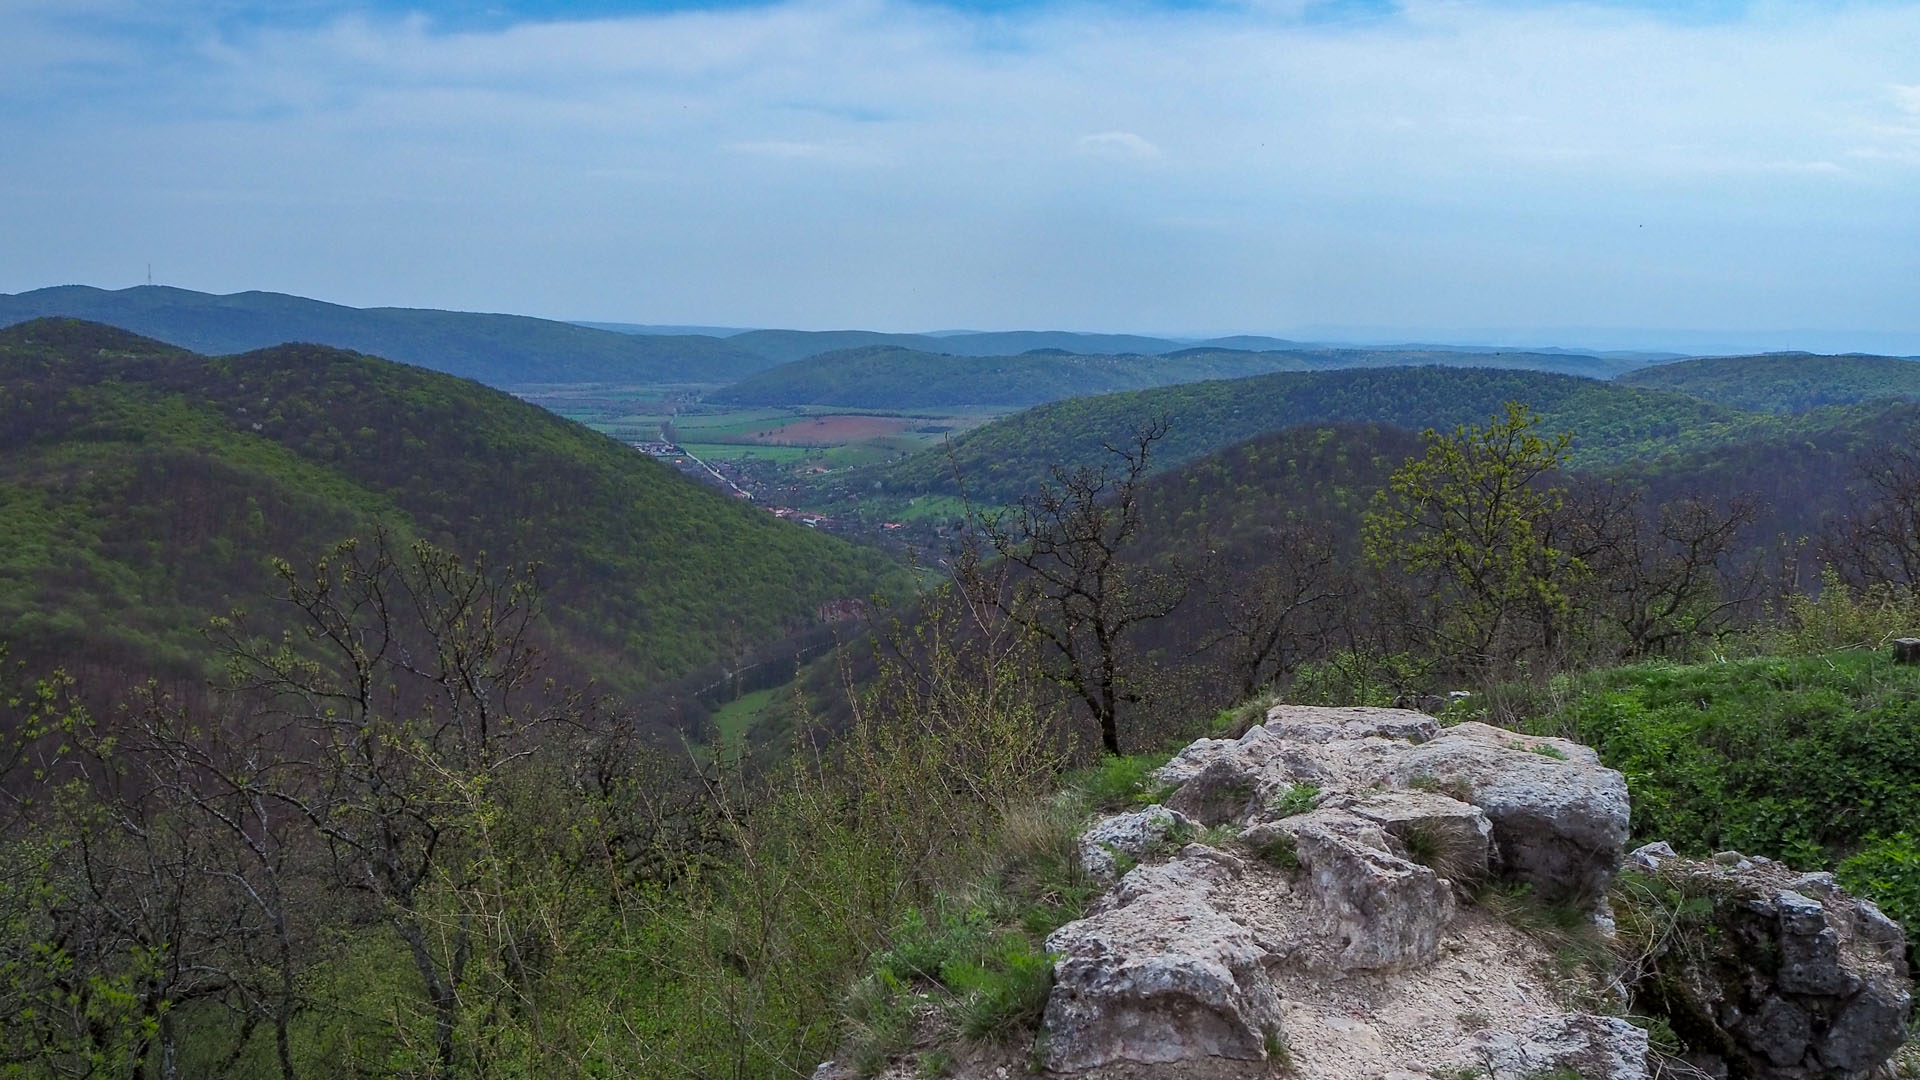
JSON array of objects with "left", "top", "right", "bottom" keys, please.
[
  {"left": 710, "top": 687, "right": 779, "bottom": 743},
  {"left": 679, "top": 441, "right": 814, "bottom": 463}
]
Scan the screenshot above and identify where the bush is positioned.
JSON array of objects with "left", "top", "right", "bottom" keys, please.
[
  {"left": 1528, "top": 652, "right": 1920, "bottom": 867},
  {"left": 1838, "top": 832, "right": 1920, "bottom": 950},
  {"left": 1067, "top": 753, "right": 1175, "bottom": 813}
]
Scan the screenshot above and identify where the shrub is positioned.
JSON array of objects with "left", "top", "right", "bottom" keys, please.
[
  {"left": 1529, "top": 652, "right": 1920, "bottom": 867},
  {"left": 1068, "top": 753, "right": 1176, "bottom": 812},
  {"left": 1838, "top": 832, "right": 1920, "bottom": 956}
]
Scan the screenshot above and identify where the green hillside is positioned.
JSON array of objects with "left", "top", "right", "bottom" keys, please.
[
  {"left": 853, "top": 366, "right": 1752, "bottom": 504},
  {"left": 0, "top": 318, "right": 895, "bottom": 695},
  {"left": 0, "top": 285, "right": 770, "bottom": 386},
  {"left": 707, "top": 346, "right": 1315, "bottom": 408},
  {"left": 716, "top": 344, "right": 1641, "bottom": 411},
  {"left": 1618, "top": 351, "right": 1920, "bottom": 413}
]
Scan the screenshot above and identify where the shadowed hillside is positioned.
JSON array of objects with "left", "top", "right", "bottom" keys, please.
[
  {"left": 850, "top": 366, "right": 1751, "bottom": 505},
  {"left": 0, "top": 318, "right": 896, "bottom": 697}
]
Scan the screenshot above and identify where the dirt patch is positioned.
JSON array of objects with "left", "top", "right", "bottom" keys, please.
[{"left": 746, "top": 415, "right": 908, "bottom": 445}]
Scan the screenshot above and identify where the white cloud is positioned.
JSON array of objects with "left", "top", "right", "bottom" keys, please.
[
  {"left": 1077, "top": 131, "right": 1161, "bottom": 160},
  {"left": 2, "top": 0, "right": 1918, "bottom": 344}
]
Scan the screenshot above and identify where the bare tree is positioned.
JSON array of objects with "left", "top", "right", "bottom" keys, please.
[
  {"left": 1196, "top": 521, "right": 1349, "bottom": 700},
  {"left": 210, "top": 529, "right": 587, "bottom": 1076},
  {"left": 1822, "top": 442, "right": 1920, "bottom": 590},
  {"left": 967, "top": 419, "right": 1188, "bottom": 755}
]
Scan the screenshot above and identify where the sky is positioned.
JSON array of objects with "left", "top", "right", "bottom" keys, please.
[{"left": 2, "top": 0, "right": 1918, "bottom": 351}]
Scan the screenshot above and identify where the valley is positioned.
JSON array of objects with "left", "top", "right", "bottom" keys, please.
[
  {"left": 11, "top": 5, "right": 1920, "bottom": 1077},
  {"left": 3, "top": 299, "right": 1919, "bottom": 1080}
]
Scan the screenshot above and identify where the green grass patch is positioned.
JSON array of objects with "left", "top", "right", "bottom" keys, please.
[
  {"left": 710, "top": 687, "right": 779, "bottom": 743},
  {"left": 1527, "top": 651, "right": 1920, "bottom": 876},
  {"left": 1065, "top": 753, "right": 1177, "bottom": 813},
  {"left": 677, "top": 441, "right": 815, "bottom": 462}
]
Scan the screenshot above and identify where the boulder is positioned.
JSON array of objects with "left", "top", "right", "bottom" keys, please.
[
  {"left": 1262, "top": 704, "right": 1440, "bottom": 745},
  {"left": 1472, "top": 1013, "right": 1652, "bottom": 1080},
  {"left": 1626, "top": 854, "right": 1912, "bottom": 1080},
  {"left": 1348, "top": 789, "right": 1498, "bottom": 885},
  {"left": 1077, "top": 805, "right": 1197, "bottom": 882},
  {"left": 1386, "top": 721, "right": 1629, "bottom": 904},
  {"left": 1276, "top": 808, "right": 1456, "bottom": 971},
  {"left": 1043, "top": 851, "right": 1285, "bottom": 1071},
  {"left": 1164, "top": 757, "right": 1264, "bottom": 826}
]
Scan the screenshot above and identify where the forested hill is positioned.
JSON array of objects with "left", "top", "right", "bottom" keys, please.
[
  {"left": 854, "top": 366, "right": 1751, "bottom": 504},
  {"left": 714, "top": 344, "right": 1642, "bottom": 410},
  {"left": 0, "top": 285, "right": 771, "bottom": 386},
  {"left": 706, "top": 346, "right": 1317, "bottom": 408},
  {"left": 0, "top": 319, "right": 895, "bottom": 697},
  {"left": 725, "top": 328, "right": 1198, "bottom": 364},
  {"left": 1617, "top": 351, "right": 1920, "bottom": 413}
]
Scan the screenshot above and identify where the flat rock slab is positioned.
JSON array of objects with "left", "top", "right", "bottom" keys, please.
[
  {"left": 1473, "top": 1013, "right": 1652, "bottom": 1080},
  {"left": 1044, "top": 851, "right": 1284, "bottom": 1072}
]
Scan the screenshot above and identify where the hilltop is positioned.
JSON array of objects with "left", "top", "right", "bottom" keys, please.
[
  {"left": 0, "top": 318, "right": 895, "bottom": 697},
  {"left": 710, "top": 345, "right": 1643, "bottom": 412},
  {"left": 1618, "top": 351, "right": 1920, "bottom": 413},
  {"left": 847, "top": 366, "right": 1749, "bottom": 505},
  {"left": 0, "top": 285, "right": 771, "bottom": 386},
  {"left": 706, "top": 346, "right": 1315, "bottom": 409}
]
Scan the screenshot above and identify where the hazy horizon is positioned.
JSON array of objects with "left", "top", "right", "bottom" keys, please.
[{"left": 5, "top": 0, "right": 1917, "bottom": 352}]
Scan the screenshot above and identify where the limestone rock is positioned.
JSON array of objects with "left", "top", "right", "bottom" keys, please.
[
  {"left": 1102, "top": 843, "right": 1245, "bottom": 911},
  {"left": 1262, "top": 704, "right": 1441, "bottom": 745},
  {"left": 1280, "top": 808, "right": 1457, "bottom": 971},
  {"left": 1627, "top": 855, "right": 1911, "bottom": 1080},
  {"left": 1387, "top": 721, "right": 1629, "bottom": 904},
  {"left": 1164, "top": 758, "right": 1265, "bottom": 826},
  {"left": 1043, "top": 851, "right": 1285, "bottom": 1072},
  {"left": 1626, "top": 840, "right": 1678, "bottom": 871},
  {"left": 1472, "top": 1013, "right": 1652, "bottom": 1080},
  {"left": 1348, "top": 789, "right": 1498, "bottom": 885},
  {"left": 1077, "top": 805, "right": 1196, "bottom": 882}
]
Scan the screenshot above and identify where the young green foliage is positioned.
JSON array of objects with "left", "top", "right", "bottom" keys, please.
[{"left": 1364, "top": 402, "right": 1584, "bottom": 671}]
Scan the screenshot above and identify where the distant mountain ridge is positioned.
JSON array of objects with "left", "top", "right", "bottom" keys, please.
[
  {"left": 4, "top": 285, "right": 1691, "bottom": 386},
  {"left": 0, "top": 285, "right": 772, "bottom": 386},
  {"left": 706, "top": 346, "right": 1318, "bottom": 408},
  {"left": 1617, "top": 351, "right": 1920, "bottom": 413},
  {"left": 714, "top": 344, "right": 1648, "bottom": 411}
]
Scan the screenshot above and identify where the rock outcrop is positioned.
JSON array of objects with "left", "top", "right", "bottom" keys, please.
[
  {"left": 1032, "top": 705, "right": 1910, "bottom": 1079},
  {"left": 1076, "top": 805, "right": 1195, "bottom": 882},
  {"left": 1042, "top": 847, "right": 1284, "bottom": 1072},
  {"left": 1259, "top": 806, "right": 1457, "bottom": 972},
  {"left": 821, "top": 704, "right": 1913, "bottom": 1080},
  {"left": 1471, "top": 1013, "right": 1652, "bottom": 1080},
  {"left": 1624, "top": 843, "right": 1912, "bottom": 1079},
  {"left": 1039, "top": 705, "right": 1642, "bottom": 1074}
]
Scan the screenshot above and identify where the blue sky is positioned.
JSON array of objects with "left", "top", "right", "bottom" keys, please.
[{"left": 3, "top": 0, "right": 1917, "bottom": 350}]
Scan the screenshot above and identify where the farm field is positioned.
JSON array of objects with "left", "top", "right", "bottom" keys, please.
[{"left": 519, "top": 382, "right": 1007, "bottom": 476}]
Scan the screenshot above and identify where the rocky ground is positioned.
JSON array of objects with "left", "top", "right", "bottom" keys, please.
[{"left": 819, "top": 706, "right": 1914, "bottom": 1080}]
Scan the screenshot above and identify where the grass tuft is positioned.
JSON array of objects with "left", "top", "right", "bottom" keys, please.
[
  {"left": 1069, "top": 753, "right": 1177, "bottom": 812},
  {"left": 1266, "top": 783, "right": 1320, "bottom": 819},
  {"left": 943, "top": 939, "right": 1055, "bottom": 1041}
]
